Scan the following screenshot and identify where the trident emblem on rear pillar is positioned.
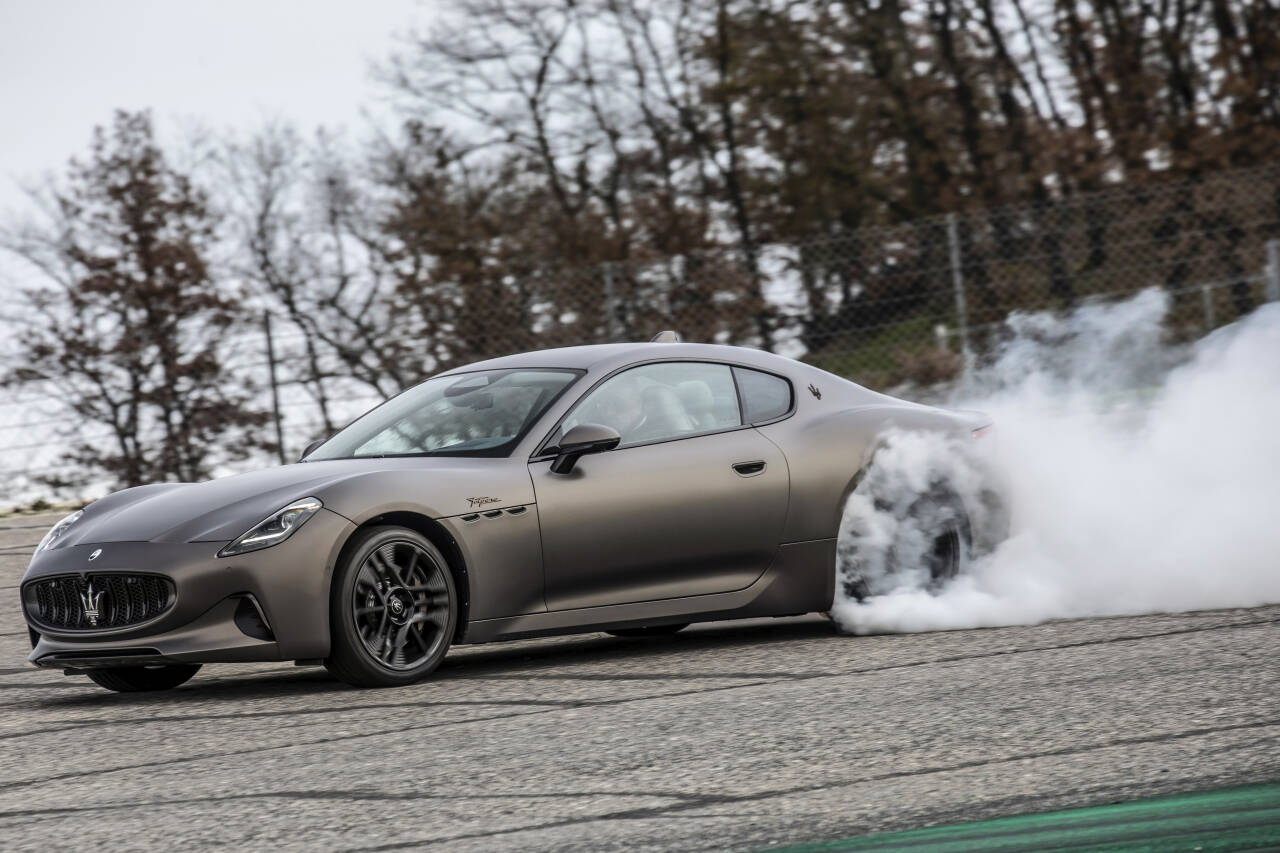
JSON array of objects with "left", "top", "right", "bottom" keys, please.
[{"left": 80, "top": 583, "right": 105, "bottom": 627}]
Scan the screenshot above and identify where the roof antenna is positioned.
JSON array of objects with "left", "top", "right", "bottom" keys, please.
[{"left": 650, "top": 330, "right": 682, "bottom": 343}]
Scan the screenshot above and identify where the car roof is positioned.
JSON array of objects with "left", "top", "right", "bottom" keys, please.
[{"left": 439, "top": 341, "right": 811, "bottom": 377}]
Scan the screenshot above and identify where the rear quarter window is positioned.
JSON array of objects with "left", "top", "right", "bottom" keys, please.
[{"left": 733, "top": 368, "right": 793, "bottom": 424}]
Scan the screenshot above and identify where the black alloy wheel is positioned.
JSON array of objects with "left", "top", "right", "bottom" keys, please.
[
  {"left": 840, "top": 483, "right": 972, "bottom": 603},
  {"left": 912, "top": 486, "right": 971, "bottom": 591},
  {"left": 924, "top": 519, "right": 964, "bottom": 586},
  {"left": 326, "top": 527, "right": 457, "bottom": 688}
]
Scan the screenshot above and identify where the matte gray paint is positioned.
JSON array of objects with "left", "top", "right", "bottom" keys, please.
[
  {"left": 25, "top": 508, "right": 356, "bottom": 663},
  {"left": 532, "top": 428, "right": 787, "bottom": 610},
  {"left": 19, "top": 341, "right": 994, "bottom": 670},
  {"left": 462, "top": 538, "right": 835, "bottom": 644}
]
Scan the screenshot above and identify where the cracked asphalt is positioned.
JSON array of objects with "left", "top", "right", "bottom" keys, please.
[{"left": 1, "top": 512, "right": 1278, "bottom": 851}]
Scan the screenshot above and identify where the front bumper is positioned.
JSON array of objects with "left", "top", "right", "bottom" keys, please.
[{"left": 22, "top": 508, "right": 356, "bottom": 668}]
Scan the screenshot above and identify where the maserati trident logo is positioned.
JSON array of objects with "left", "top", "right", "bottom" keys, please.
[
  {"left": 88, "top": 548, "right": 102, "bottom": 562},
  {"left": 80, "top": 582, "right": 105, "bottom": 627}
]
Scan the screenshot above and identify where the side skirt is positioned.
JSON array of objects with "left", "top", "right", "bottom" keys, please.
[{"left": 459, "top": 538, "right": 835, "bottom": 644}]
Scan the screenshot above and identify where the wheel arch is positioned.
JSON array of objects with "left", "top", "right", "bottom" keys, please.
[
  {"left": 834, "top": 462, "right": 873, "bottom": 539},
  {"left": 826, "top": 406, "right": 980, "bottom": 537},
  {"left": 345, "top": 511, "right": 471, "bottom": 643}
]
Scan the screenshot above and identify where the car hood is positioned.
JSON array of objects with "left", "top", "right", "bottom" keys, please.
[{"left": 51, "top": 457, "right": 526, "bottom": 548}]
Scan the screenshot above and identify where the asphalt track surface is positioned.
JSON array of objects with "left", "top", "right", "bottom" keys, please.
[{"left": 1, "top": 512, "right": 1278, "bottom": 852}]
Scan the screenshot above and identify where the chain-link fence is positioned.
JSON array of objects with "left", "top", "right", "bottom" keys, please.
[
  {"left": 352, "top": 163, "right": 1280, "bottom": 391},
  {"left": 3, "top": 163, "right": 1279, "bottom": 503},
  {"left": 578, "top": 163, "right": 1280, "bottom": 386},
  {"left": 249, "top": 162, "right": 1280, "bottom": 462}
]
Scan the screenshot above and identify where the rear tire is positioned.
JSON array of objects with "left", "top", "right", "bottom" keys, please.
[
  {"left": 325, "top": 526, "right": 458, "bottom": 688},
  {"left": 911, "top": 486, "right": 971, "bottom": 590},
  {"left": 838, "top": 481, "right": 973, "bottom": 603},
  {"left": 606, "top": 623, "right": 689, "bottom": 638},
  {"left": 86, "top": 664, "right": 201, "bottom": 692}
]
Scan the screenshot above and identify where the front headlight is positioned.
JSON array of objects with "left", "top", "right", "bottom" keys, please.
[
  {"left": 35, "top": 509, "right": 85, "bottom": 555},
  {"left": 217, "top": 497, "right": 323, "bottom": 558}
]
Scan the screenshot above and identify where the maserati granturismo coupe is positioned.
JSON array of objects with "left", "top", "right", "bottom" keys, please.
[{"left": 21, "top": 334, "right": 1003, "bottom": 691}]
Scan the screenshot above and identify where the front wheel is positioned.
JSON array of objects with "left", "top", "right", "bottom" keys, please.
[
  {"left": 325, "top": 526, "right": 458, "bottom": 688},
  {"left": 86, "top": 663, "right": 201, "bottom": 692}
]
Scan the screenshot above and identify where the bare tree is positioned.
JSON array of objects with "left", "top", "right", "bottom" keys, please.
[
  {"left": 225, "top": 124, "right": 428, "bottom": 413},
  {"left": 2, "top": 111, "right": 272, "bottom": 488},
  {"left": 380, "top": 0, "right": 774, "bottom": 346}
]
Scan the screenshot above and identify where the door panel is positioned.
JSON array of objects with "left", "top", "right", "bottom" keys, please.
[{"left": 531, "top": 428, "right": 788, "bottom": 610}]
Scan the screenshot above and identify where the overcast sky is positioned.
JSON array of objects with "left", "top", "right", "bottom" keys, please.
[{"left": 0, "top": 0, "right": 429, "bottom": 223}]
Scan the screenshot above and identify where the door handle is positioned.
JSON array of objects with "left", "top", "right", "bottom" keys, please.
[{"left": 732, "top": 460, "right": 766, "bottom": 477}]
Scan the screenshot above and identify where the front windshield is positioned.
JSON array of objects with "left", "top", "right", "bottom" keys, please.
[{"left": 308, "top": 369, "right": 580, "bottom": 460}]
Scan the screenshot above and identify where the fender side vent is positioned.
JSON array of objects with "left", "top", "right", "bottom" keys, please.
[
  {"left": 482, "top": 509, "right": 503, "bottom": 518},
  {"left": 505, "top": 506, "right": 528, "bottom": 516},
  {"left": 461, "top": 514, "right": 481, "bottom": 523}
]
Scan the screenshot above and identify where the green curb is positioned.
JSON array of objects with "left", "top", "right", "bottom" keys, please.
[{"left": 765, "top": 782, "right": 1280, "bottom": 853}]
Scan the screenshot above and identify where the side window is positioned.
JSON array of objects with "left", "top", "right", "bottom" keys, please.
[
  {"left": 563, "top": 362, "right": 742, "bottom": 448},
  {"left": 733, "top": 367, "right": 793, "bottom": 424}
]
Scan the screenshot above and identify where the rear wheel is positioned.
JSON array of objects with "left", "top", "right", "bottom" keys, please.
[
  {"left": 325, "top": 526, "right": 458, "bottom": 688},
  {"left": 838, "top": 482, "right": 973, "bottom": 603},
  {"left": 914, "top": 488, "right": 969, "bottom": 589},
  {"left": 606, "top": 623, "right": 689, "bottom": 638},
  {"left": 86, "top": 663, "right": 201, "bottom": 692}
]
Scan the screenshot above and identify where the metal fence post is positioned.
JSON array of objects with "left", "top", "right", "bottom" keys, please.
[
  {"left": 602, "top": 262, "right": 620, "bottom": 343},
  {"left": 946, "top": 213, "right": 973, "bottom": 367},
  {"left": 1267, "top": 239, "right": 1280, "bottom": 302},
  {"left": 263, "top": 311, "right": 287, "bottom": 465},
  {"left": 1200, "top": 285, "right": 1215, "bottom": 331}
]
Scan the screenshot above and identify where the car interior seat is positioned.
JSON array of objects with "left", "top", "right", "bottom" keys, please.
[
  {"left": 676, "top": 380, "right": 716, "bottom": 430},
  {"left": 639, "top": 384, "right": 695, "bottom": 440}
]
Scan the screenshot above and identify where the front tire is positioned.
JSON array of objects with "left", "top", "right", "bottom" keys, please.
[
  {"left": 86, "top": 664, "right": 201, "bottom": 692},
  {"left": 325, "top": 526, "right": 458, "bottom": 688}
]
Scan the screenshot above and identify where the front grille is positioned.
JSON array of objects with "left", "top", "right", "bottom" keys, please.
[{"left": 23, "top": 573, "right": 175, "bottom": 632}]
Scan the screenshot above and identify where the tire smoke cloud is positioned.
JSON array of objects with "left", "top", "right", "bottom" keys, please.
[{"left": 832, "top": 289, "right": 1280, "bottom": 634}]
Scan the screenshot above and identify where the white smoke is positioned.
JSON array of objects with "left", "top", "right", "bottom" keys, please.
[{"left": 831, "top": 288, "right": 1280, "bottom": 634}]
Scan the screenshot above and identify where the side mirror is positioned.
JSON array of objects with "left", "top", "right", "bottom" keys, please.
[
  {"left": 299, "top": 438, "right": 326, "bottom": 462},
  {"left": 549, "top": 423, "right": 621, "bottom": 474}
]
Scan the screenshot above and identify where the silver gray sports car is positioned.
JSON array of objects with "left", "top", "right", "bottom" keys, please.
[{"left": 20, "top": 335, "right": 1002, "bottom": 691}]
